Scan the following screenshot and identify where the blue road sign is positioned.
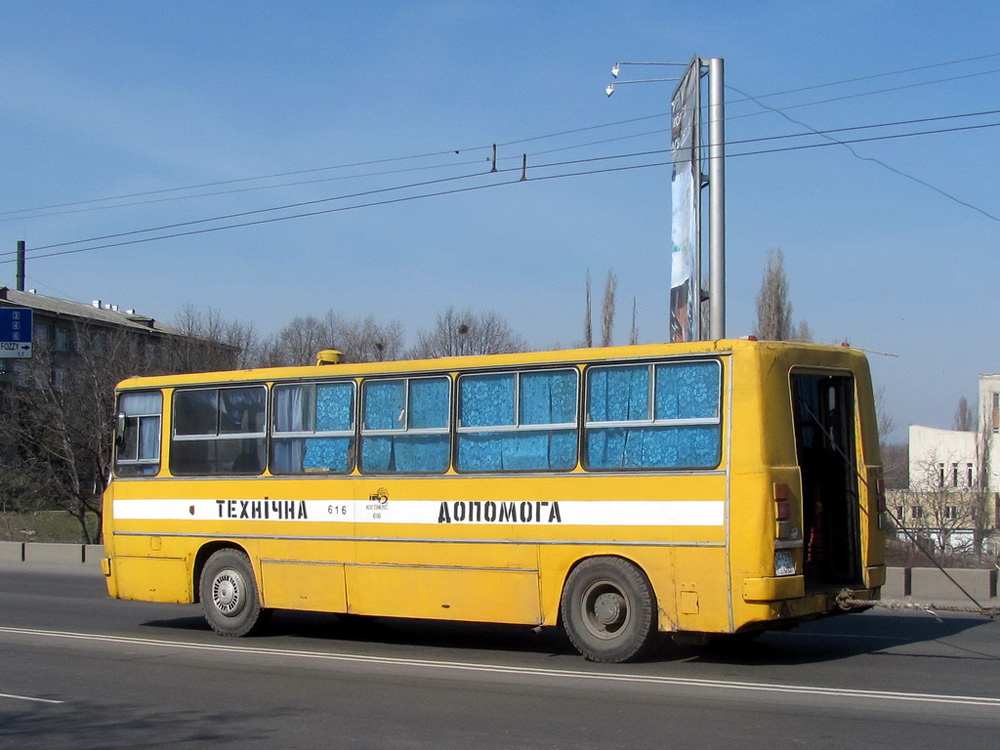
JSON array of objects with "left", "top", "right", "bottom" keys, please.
[{"left": 0, "top": 308, "right": 33, "bottom": 358}]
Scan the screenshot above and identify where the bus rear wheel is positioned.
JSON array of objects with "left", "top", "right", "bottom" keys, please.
[
  {"left": 200, "top": 549, "right": 266, "bottom": 637},
  {"left": 561, "top": 556, "right": 656, "bottom": 663}
]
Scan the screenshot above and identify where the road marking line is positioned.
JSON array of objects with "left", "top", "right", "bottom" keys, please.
[
  {"left": 0, "top": 691, "right": 64, "bottom": 705},
  {"left": 1, "top": 625, "right": 998, "bottom": 709}
]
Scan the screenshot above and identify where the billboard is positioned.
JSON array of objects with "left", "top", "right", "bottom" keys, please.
[
  {"left": 0, "top": 307, "right": 33, "bottom": 358},
  {"left": 670, "top": 57, "right": 701, "bottom": 342}
]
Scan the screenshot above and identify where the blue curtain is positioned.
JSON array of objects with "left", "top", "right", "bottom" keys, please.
[
  {"left": 408, "top": 377, "right": 450, "bottom": 428},
  {"left": 654, "top": 362, "right": 719, "bottom": 420},
  {"left": 315, "top": 383, "right": 354, "bottom": 431},
  {"left": 303, "top": 437, "right": 353, "bottom": 472},
  {"left": 586, "top": 361, "right": 721, "bottom": 469},
  {"left": 361, "top": 377, "right": 449, "bottom": 473},
  {"left": 364, "top": 380, "right": 405, "bottom": 430},
  {"left": 461, "top": 374, "right": 514, "bottom": 428},
  {"left": 272, "top": 382, "right": 354, "bottom": 473},
  {"left": 457, "top": 370, "right": 578, "bottom": 472}
]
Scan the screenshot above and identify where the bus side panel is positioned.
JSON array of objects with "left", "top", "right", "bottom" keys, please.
[
  {"left": 346, "top": 564, "right": 542, "bottom": 624},
  {"left": 113, "top": 555, "right": 192, "bottom": 604},
  {"left": 260, "top": 560, "right": 348, "bottom": 613},
  {"left": 667, "top": 546, "right": 733, "bottom": 632}
]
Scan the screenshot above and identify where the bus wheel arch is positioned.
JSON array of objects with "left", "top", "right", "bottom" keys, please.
[
  {"left": 559, "top": 555, "right": 657, "bottom": 663},
  {"left": 197, "top": 546, "right": 268, "bottom": 637}
]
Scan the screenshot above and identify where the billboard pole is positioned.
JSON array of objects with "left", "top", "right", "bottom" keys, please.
[{"left": 707, "top": 58, "right": 726, "bottom": 340}]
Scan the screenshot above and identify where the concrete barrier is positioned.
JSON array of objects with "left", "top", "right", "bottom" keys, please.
[
  {"left": 883, "top": 566, "right": 909, "bottom": 599},
  {"left": 909, "top": 567, "right": 997, "bottom": 603},
  {"left": 83, "top": 545, "right": 105, "bottom": 565},
  {"left": 23, "top": 542, "right": 84, "bottom": 566},
  {"left": 0, "top": 541, "right": 24, "bottom": 563}
]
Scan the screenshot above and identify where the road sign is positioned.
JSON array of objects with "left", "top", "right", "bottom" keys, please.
[{"left": 0, "top": 308, "right": 33, "bottom": 359}]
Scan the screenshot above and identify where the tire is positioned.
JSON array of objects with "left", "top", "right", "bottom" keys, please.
[
  {"left": 199, "top": 549, "right": 266, "bottom": 637},
  {"left": 560, "top": 556, "right": 656, "bottom": 663}
]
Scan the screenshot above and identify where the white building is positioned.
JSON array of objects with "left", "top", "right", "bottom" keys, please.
[
  {"left": 898, "top": 374, "right": 1000, "bottom": 555},
  {"left": 908, "top": 425, "right": 977, "bottom": 491}
]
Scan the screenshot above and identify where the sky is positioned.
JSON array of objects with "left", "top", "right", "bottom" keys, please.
[{"left": 1, "top": 1, "right": 998, "bottom": 442}]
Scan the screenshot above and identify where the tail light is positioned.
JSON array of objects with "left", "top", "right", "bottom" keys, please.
[{"left": 774, "top": 482, "right": 791, "bottom": 521}]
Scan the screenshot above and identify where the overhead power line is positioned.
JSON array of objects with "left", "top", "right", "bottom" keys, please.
[
  {"left": 6, "top": 110, "right": 996, "bottom": 259},
  {"left": 729, "top": 86, "right": 1000, "bottom": 223},
  {"left": 4, "top": 115, "right": 999, "bottom": 266},
  {"left": 5, "top": 51, "right": 998, "bottom": 221}
]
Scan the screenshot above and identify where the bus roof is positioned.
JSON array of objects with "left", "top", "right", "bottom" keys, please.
[{"left": 114, "top": 338, "right": 867, "bottom": 391}]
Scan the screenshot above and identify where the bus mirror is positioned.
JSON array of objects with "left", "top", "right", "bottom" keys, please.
[{"left": 114, "top": 412, "right": 126, "bottom": 444}]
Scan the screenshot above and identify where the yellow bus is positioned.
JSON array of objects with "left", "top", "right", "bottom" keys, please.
[{"left": 102, "top": 339, "right": 886, "bottom": 662}]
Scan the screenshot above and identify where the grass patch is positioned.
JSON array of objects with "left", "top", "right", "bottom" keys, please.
[{"left": 0, "top": 511, "right": 99, "bottom": 543}]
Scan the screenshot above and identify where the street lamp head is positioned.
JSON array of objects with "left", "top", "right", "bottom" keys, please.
[
  {"left": 605, "top": 82, "right": 615, "bottom": 97},
  {"left": 611, "top": 62, "right": 620, "bottom": 78}
]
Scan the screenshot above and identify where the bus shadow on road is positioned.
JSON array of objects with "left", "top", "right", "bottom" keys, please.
[
  {"left": 679, "top": 612, "right": 1000, "bottom": 666},
  {"left": 139, "top": 608, "right": 998, "bottom": 665}
]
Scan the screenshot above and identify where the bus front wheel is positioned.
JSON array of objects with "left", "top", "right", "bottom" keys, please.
[
  {"left": 561, "top": 556, "right": 656, "bottom": 663},
  {"left": 199, "top": 549, "right": 266, "bottom": 637}
]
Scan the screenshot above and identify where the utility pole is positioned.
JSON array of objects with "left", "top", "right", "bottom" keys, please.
[
  {"left": 16, "top": 241, "right": 26, "bottom": 292},
  {"left": 707, "top": 59, "right": 726, "bottom": 340}
]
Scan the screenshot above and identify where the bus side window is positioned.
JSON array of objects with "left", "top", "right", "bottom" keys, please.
[
  {"left": 456, "top": 368, "right": 578, "bottom": 472},
  {"left": 170, "top": 386, "right": 267, "bottom": 476},
  {"left": 271, "top": 381, "right": 356, "bottom": 474},
  {"left": 115, "top": 391, "right": 163, "bottom": 477},
  {"left": 361, "top": 376, "right": 450, "bottom": 473},
  {"left": 584, "top": 360, "right": 721, "bottom": 470}
]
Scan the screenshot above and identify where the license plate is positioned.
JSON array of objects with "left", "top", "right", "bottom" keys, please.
[{"left": 774, "top": 550, "right": 796, "bottom": 576}]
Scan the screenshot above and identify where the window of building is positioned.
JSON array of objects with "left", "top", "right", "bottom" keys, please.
[
  {"left": 360, "top": 376, "right": 450, "bottom": 473},
  {"left": 170, "top": 386, "right": 266, "bottom": 475},
  {"left": 584, "top": 359, "right": 722, "bottom": 470},
  {"left": 896, "top": 505, "right": 904, "bottom": 519},
  {"left": 271, "top": 381, "right": 355, "bottom": 474},
  {"left": 945, "top": 506, "right": 958, "bottom": 520},
  {"left": 952, "top": 462, "right": 959, "bottom": 488},
  {"left": 55, "top": 327, "right": 71, "bottom": 353},
  {"left": 967, "top": 463, "right": 974, "bottom": 488},
  {"left": 51, "top": 367, "right": 68, "bottom": 392},
  {"left": 457, "top": 368, "right": 578, "bottom": 472},
  {"left": 911, "top": 505, "right": 924, "bottom": 520},
  {"left": 938, "top": 463, "right": 945, "bottom": 488}
]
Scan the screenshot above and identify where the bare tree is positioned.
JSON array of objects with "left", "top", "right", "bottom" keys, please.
[
  {"left": 583, "top": 270, "right": 593, "bottom": 348},
  {"left": 629, "top": 297, "right": 639, "bottom": 346},
  {"left": 954, "top": 396, "right": 976, "bottom": 432},
  {"left": 0, "top": 326, "right": 160, "bottom": 543},
  {"left": 261, "top": 315, "right": 336, "bottom": 366},
  {"left": 792, "top": 320, "right": 813, "bottom": 343},
  {"left": 754, "top": 249, "right": 793, "bottom": 341},
  {"left": 172, "top": 304, "right": 258, "bottom": 370},
  {"left": 410, "top": 307, "right": 526, "bottom": 358},
  {"left": 874, "top": 385, "right": 895, "bottom": 445},
  {"left": 881, "top": 442, "right": 909, "bottom": 490},
  {"left": 971, "top": 420, "right": 995, "bottom": 557},
  {"left": 600, "top": 270, "right": 617, "bottom": 348},
  {"left": 258, "top": 311, "right": 405, "bottom": 366},
  {"left": 900, "top": 450, "right": 978, "bottom": 560},
  {"left": 337, "top": 316, "right": 405, "bottom": 363}
]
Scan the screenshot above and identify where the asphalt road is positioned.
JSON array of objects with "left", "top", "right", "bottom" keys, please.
[{"left": 1, "top": 563, "right": 998, "bottom": 749}]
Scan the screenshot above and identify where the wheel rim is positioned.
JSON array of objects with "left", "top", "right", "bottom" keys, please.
[
  {"left": 211, "top": 569, "right": 246, "bottom": 617},
  {"left": 580, "top": 579, "right": 631, "bottom": 640}
]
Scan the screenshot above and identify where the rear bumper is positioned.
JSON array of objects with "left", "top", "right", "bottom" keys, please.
[{"left": 743, "top": 575, "right": 804, "bottom": 602}]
